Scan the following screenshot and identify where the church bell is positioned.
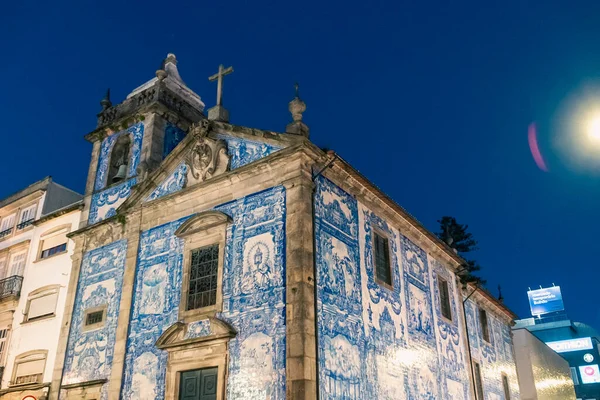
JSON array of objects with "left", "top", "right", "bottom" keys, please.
[{"left": 112, "top": 164, "right": 128, "bottom": 183}]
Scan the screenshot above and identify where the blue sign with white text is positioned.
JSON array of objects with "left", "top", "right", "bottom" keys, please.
[{"left": 528, "top": 286, "right": 564, "bottom": 316}]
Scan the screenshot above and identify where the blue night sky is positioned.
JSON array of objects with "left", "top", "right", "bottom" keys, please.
[{"left": 1, "top": 1, "right": 599, "bottom": 328}]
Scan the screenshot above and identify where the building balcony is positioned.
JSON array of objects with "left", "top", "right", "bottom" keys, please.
[
  {"left": 0, "top": 228, "right": 12, "bottom": 239},
  {"left": 0, "top": 276, "right": 23, "bottom": 300},
  {"left": 16, "top": 219, "right": 34, "bottom": 231}
]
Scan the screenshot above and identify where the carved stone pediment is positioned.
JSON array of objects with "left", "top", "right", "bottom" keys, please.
[
  {"left": 184, "top": 120, "right": 230, "bottom": 186},
  {"left": 156, "top": 317, "right": 236, "bottom": 350},
  {"left": 174, "top": 210, "right": 231, "bottom": 238}
]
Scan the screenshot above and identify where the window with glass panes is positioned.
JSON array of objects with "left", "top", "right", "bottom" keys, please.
[
  {"left": 502, "top": 373, "right": 511, "bottom": 399},
  {"left": 374, "top": 232, "right": 392, "bottom": 286},
  {"left": 438, "top": 275, "right": 452, "bottom": 320},
  {"left": 474, "top": 360, "right": 485, "bottom": 400},
  {"left": 187, "top": 245, "right": 219, "bottom": 310},
  {"left": 479, "top": 308, "right": 490, "bottom": 342}
]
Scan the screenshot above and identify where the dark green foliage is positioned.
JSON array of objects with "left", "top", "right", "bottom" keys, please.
[{"left": 437, "top": 216, "right": 486, "bottom": 285}]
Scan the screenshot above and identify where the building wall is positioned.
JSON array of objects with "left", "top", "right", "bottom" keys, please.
[
  {"left": 465, "top": 297, "right": 520, "bottom": 399},
  {"left": 314, "top": 175, "right": 474, "bottom": 399},
  {"left": 0, "top": 209, "right": 81, "bottom": 400},
  {"left": 513, "top": 329, "right": 576, "bottom": 400},
  {"left": 61, "top": 239, "right": 128, "bottom": 399}
]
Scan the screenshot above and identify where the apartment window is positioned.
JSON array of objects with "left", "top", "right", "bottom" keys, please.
[
  {"left": 473, "top": 360, "right": 485, "bottom": 400},
  {"left": 373, "top": 231, "right": 392, "bottom": 286},
  {"left": 187, "top": 245, "right": 219, "bottom": 311},
  {"left": 479, "top": 308, "right": 490, "bottom": 343},
  {"left": 438, "top": 275, "right": 452, "bottom": 321},
  {"left": 0, "top": 328, "right": 9, "bottom": 365},
  {"left": 571, "top": 367, "right": 580, "bottom": 385},
  {"left": 38, "top": 226, "right": 69, "bottom": 260},
  {"left": 83, "top": 305, "right": 107, "bottom": 332},
  {"left": 12, "top": 351, "right": 46, "bottom": 386},
  {"left": 0, "top": 258, "right": 6, "bottom": 280},
  {"left": 24, "top": 286, "right": 59, "bottom": 322},
  {"left": 502, "top": 373, "right": 511, "bottom": 399},
  {"left": 17, "top": 205, "right": 36, "bottom": 230},
  {"left": 0, "top": 214, "right": 15, "bottom": 238},
  {"left": 9, "top": 252, "right": 26, "bottom": 277}
]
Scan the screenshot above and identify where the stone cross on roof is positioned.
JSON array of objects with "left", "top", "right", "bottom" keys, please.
[
  {"left": 208, "top": 64, "right": 233, "bottom": 107},
  {"left": 207, "top": 64, "right": 234, "bottom": 122}
]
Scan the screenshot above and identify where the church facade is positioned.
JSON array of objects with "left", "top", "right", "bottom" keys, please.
[{"left": 46, "top": 54, "right": 520, "bottom": 400}]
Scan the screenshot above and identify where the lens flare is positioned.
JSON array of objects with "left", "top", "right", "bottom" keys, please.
[{"left": 528, "top": 123, "right": 548, "bottom": 172}]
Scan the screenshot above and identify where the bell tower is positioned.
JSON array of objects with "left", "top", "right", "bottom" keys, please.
[{"left": 81, "top": 53, "right": 205, "bottom": 226}]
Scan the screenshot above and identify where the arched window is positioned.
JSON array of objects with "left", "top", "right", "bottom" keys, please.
[{"left": 107, "top": 134, "right": 131, "bottom": 184}]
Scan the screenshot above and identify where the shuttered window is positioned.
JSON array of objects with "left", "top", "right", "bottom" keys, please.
[
  {"left": 26, "top": 289, "right": 59, "bottom": 321},
  {"left": 0, "top": 258, "right": 6, "bottom": 279},
  {"left": 0, "top": 328, "right": 9, "bottom": 365},
  {"left": 9, "top": 252, "right": 26, "bottom": 277},
  {"left": 13, "top": 352, "right": 46, "bottom": 385},
  {"left": 438, "top": 275, "right": 452, "bottom": 320},
  {"left": 0, "top": 214, "right": 15, "bottom": 232},
  {"left": 40, "top": 230, "right": 68, "bottom": 259},
  {"left": 374, "top": 232, "right": 392, "bottom": 286}
]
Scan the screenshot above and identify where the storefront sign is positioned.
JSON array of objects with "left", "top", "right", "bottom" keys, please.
[
  {"left": 579, "top": 364, "right": 600, "bottom": 384},
  {"left": 546, "top": 337, "right": 593, "bottom": 353}
]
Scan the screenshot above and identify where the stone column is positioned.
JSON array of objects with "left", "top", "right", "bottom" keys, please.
[
  {"left": 48, "top": 235, "right": 87, "bottom": 400},
  {"left": 283, "top": 168, "right": 318, "bottom": 399},
  {"left": 107, "top": 210, "right": 142, "bottom": 400}
]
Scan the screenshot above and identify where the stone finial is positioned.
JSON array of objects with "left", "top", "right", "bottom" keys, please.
[
  {"left": 498, "top": 285, "right": 504, "bottom": 303},
  {"left": 286, "top": 83, "right": 309, "bottom": 137},
  {"left": 100, "top": 89, "right": 112, "bottom": 111}
]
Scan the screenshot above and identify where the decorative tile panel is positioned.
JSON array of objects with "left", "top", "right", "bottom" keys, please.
[
  {"left": 94, "top": 122, "right": 144, "bottom": 191},
  {"left": 89, "top": 178, "right": 136, "bottom": 224},
  {"left": 163, "top": 123, "right": 186, "bottom": 158},
  {"left": 120, "top": 218, "right": 187, "bottom": 400},
  {"left": 62, "top": 240, "right": 128, "bottom": 400},
  {"left": 216, "top": 134, "right": 282, "bottom": 170},
  {"left": 465, "top": 298, "right": 520, "bottom": 400},
  {"left": 120, "top": 187, "right": 286, "bottom": 400},
  {"left": 145, "top": 163, "right": 188, "bottom": 202},
  {"left": 185, "top": 320, "right": 211, "bottom": 339},
  {"left": 314, "top": 176, "right": 518, "bottom": 399}
]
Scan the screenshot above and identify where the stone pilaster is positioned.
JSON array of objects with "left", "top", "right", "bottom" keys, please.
[
  {"left": 140, "top": 113, "right": 167, "bottom": 174},
  {"left": 48, "top": 235, "right": 86, "bottom": 400},
  {"left": 84, "top": 139, "right": 103, "bottom": 197},
  {"left": 283, "top": 169, "right": 318, "bottom": 399},
  {"left": 107, "top": 210, "right": 142, "bottom": 400}
]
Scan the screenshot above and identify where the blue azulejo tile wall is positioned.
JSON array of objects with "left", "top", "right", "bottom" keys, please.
[
  {"left": 315, "top": 176, "right": 475, "bottom": 399},
  {"left": 465, "top": 298, "right": 520, "bottom": 400},
  {"left": 216, "top": 134, "right": 282, "bottom": 170},
  {"left": 120, "top": 186, "right": 286, "bottom": 400},
  {"left": 62, "top": 239, "right": 128, "bottom": 400}
]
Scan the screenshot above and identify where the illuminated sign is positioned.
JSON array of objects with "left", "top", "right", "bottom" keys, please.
[
  {"left": 527, "top": 286, "right": 564, "bottom": 316},
  {"left": 546, "top": 337, "right": 593, "bottom": 353},
  {"left": 579, "top": 364, "right": 600, "bottom": 384},
  {"left": 584, "top": 354, "right": 595, "bottom": 363}
]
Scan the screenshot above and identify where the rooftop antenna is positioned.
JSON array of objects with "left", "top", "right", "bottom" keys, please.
[
  {"left": 552, "top": 283, "right": 556, "bottom": 287},
  {"left": 528, "top": 287, "right": 531, "bottom": 291}
]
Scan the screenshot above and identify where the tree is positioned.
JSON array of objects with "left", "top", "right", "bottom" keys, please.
[{"left": 436, "top": 216, "right": 486, "bottom": 285}]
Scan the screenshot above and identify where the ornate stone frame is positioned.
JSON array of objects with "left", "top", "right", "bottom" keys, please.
[
  {"left": 155, "top": 318, "right": 236, "bottom": 400},
  {"left": 174, "top": 211, "right": 230, "bottom": 323}
]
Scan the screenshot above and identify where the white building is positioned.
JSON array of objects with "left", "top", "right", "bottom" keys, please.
[{"left": 0, "top": 177, "right": 81, "bottom": 400}]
